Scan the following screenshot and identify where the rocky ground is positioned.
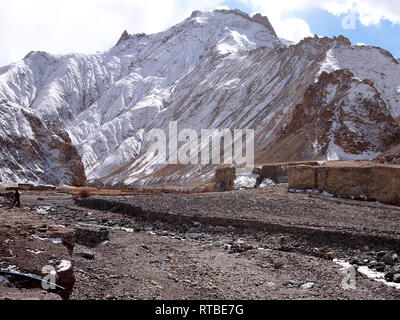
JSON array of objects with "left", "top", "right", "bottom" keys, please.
[
  {"left": 1, "top": 186, "right": 400, "bottom": 300},
  {"left": 0, "top": 205, "right": 75, "bottom": 300}
]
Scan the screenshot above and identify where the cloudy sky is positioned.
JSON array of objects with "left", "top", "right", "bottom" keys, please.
[{"left": 0, "top": 0, "right": 399, "bottom": 67}]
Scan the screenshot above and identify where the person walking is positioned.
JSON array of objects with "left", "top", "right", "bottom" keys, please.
[{"left": 10, "top": 188, "right": 20, "bottom": 209}]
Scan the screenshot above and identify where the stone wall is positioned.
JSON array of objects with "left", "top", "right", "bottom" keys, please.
[
  {"left": 9, "top": 184, "right": 56, "bottom": 191},
  {"left": 289, "top": 163, "right": 400, "bottom": 204},
  {"left": 18, "top": 184, "right": 35, "bottom": 190},
  {"left": 33, "top": 185, "right": 56, "bottom": 191},
  {"left": 215, "top": 167, "right": 236, "bottom": 192},
  {"left": 255, "top": 161, "right": 320, "bottom": 184}
]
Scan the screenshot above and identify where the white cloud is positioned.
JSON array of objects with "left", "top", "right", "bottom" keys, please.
[
  {"left": 243, "top": 0, "right": 400, "bottom": 42},
  {"left": 245, "top": 0, "right": 316, "bottom": 42},
  {"left": 0, "top": 0, "right": 222, "bottom": 66},
  {"left": 242, "top": 0, "right": 400, "bottom": 41},
  {"left": 273, "top": 18, "right": 313, "bottom": 42},
  {"left": 216, "top": 5, "right": 230, "bottom": 10},
  {"left": 320, "top": 0, "right": 400, "bottom": 25}
]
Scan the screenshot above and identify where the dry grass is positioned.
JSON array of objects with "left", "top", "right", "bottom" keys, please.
[
  {"left": 79, "top": 189, "right": 91, "bottom": 199},
  {"left": 4, "top": 185, "right": 209, "bottom": 197},
  {"left": 203, "top": 183, "right": 217, "bottom": 193},
  {"left": 92, "top": 189, "right": 137, "bottom": 195},
  {"left": 86, "top": 187, "right": 203, "bottom": 195},
  {"left": 21, "top": 190, "right": 57, "bottom": 195},
  {"left": 70, "top": 188, "right": 91, "bottom": 200}
]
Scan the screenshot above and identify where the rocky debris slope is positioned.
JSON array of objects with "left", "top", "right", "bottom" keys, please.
[
  {"left": 0, "top": 206, "right": 76, "bottom": 299},
  {"left": 272, "top": 70, "right": 400, "bottom": 161},
  {"left": 19, "top": 191, "right": 400, "bottom": 299},
  {"left": 376, "top": 143, "right": 400, "bottom": 164},
  {"left": 0, "top": 10, "right": 400, "bottom": 187}
]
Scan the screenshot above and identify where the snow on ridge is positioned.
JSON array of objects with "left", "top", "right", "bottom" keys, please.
[
  {"left": 0, "top": 9, "right": 281, "bottom": 185},
  {"left": 316, "top": 48, "right": 340, "bottom": 81},
  {"left": 317, "top": 42, "right": 400, "bottom": 117},
  {"left": 0, "top": 11, "right": 400, "bottom": 186},
  {"left": 63, "top": 10, "right": 281, "bottom": 179}
]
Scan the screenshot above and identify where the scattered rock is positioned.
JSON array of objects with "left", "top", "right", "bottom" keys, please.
[
  {"left": 75, "top": 227, "right": 109, "bottom": 248},
  {"left": 76, "top": 250, "right": 95, "bottom": 260},
  {"left": 376, "top": 265, "right": 386, "bottom": 272},
  {"left": 385, "top": 270, "right": 395, "bottom": 282},
  {"left": 283, "top": 280, "right": 297, "bottom": 287},
  {"left": 369, "top": 260, "right": 378, "bottom": 267},
  {"left": 1, "top": 249, "right": 14, "bottom": 258},
  {"left": 301, "top": 282, "right": 315, "bottom": 289},
  {"left": 350, "top": 257, "right": 361, "bottom": 265},
  {"left": 393, "top": 274, "right": 400, "bottom": 283},
  {"left": 377, "top": 251, "right": 388, "bottom": 258},
  {"left": 382, "top": 253, "right": 394, "bottom": 265},
  {"left": 273, "top": 261, "right": 284, "bottom": 270},
  {"left": 229, "top": 243, "right": 254, "bottom": 254},
  {"left": 324, "top": 252, "right": 335, "bottom": 260}
]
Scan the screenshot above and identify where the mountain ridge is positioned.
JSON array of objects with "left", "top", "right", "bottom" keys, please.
[{"left": 0, "top": 9, "right": 400, "bottom": 187}]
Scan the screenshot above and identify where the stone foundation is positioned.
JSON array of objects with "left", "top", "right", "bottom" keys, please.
[
  {"left": 215, "top": 167, "right": 236, "bottom": 192},
  {"left": 289, "top": 162, "right": 400, "bottom": 204},
  {"left": 18, "top": 184, "right": 35, "bottom": 190},
  {"left": 254, "top": 161, "right": 320, "bottom": 184}
]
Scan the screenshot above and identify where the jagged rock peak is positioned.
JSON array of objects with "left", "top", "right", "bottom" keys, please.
[
  {"left": 116, "top": 30, "right": 130, "bottom": 46},
  {"left": 191, "top": 9, "right": 278, "bottom": 38},
  {"left": 1, "top": 9, "right": 400, "bottom": 187},
  {"left": 251, "top": 13, "right": 278, "bottom": 38},
  {"left": 300, "top": 34, "right": 351, "bottom": 46},
  {"left": 333, "top": 35, "right": 351, "bottom": 45}
]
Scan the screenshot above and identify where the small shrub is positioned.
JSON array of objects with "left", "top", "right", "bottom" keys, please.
[
  {"left": 203, "top": 183, "right": 217, "bottom": 193},
  {"left": 79, "top": 189, "right": 91, "bottom": 199}
]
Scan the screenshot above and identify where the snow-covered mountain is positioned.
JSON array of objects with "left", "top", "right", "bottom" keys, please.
[{"left": 1, "top": 9, "right": 400, "bottom": 187}]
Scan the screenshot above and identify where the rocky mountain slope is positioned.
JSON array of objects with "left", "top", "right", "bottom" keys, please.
[
  {"left": 268, "top": 69, "right": 400, "bottom": 162},
  {"left": 0, "top": 99, "right": 85, "bottom": 186},
  {"left": 0, "top": 9, "right": 400, "bottom": 187}
]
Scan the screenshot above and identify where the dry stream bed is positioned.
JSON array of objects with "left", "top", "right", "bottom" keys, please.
[{"left": 1, "top": 186, "right": 400, "bottom": 300}]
